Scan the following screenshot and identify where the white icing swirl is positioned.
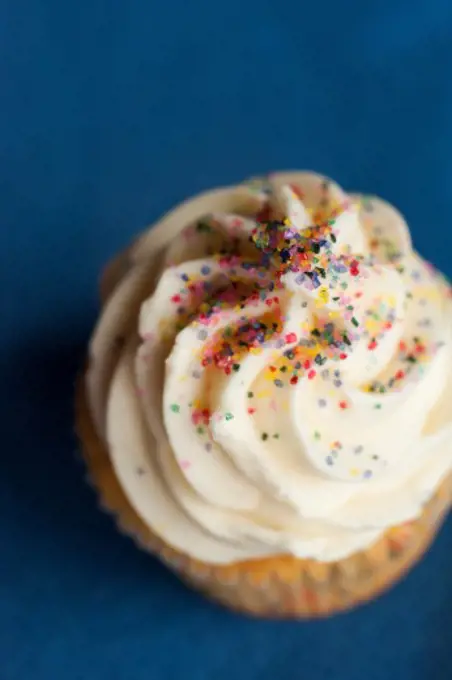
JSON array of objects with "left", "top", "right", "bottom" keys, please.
[{"left": 87, "top": 171, "right": 452, "bottom": 563}]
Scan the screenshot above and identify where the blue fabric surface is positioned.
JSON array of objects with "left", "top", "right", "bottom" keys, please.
[{"left": 2, "top": 1, "right": 452, "bottom": 678}]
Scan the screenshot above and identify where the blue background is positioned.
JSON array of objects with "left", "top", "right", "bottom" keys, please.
[{"left": 2, "top": 1, "right": 452, "bottom": 678}]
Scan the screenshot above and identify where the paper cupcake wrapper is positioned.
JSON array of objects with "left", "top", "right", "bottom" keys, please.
[{"left": 76, "top": 375, "right": 452, "bottom": 618}]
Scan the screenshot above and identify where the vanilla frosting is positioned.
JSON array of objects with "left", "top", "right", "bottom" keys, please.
[{"left": 87, "top": 171, "right": 452, "bottom": 564}]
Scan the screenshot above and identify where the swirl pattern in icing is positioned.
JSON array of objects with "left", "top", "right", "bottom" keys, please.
[{"left": 87, "top": 172, "right": 452, "bottom": 563}]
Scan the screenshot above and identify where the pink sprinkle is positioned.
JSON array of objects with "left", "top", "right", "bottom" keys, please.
[
  {"left": 143, "top": 332, "right": 155, "bottom": 342},
  {"left": 269, "top": 399, "right": 278, "bottom": 412},
  {"left": 219, "top": 255, "right": 240, "bottom": 268},
  {"left": 180, "top": 460, "right": 191, "bottom": 470},
  {"left": 230, "top": 217, "right": 243, "bottom": 229}
]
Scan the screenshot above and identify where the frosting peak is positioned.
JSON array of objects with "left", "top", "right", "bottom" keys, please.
[{"left": 87, "top": 172, "right": 452, "bottom": 563}]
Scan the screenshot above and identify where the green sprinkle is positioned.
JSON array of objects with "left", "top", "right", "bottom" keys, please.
[
  {"left": 247, "top": 391, "right": 254, "bottom": 398},
  {"left": 314, "top": 431, "right": 321, "bottom": 440},
  {"left": 261, "top": 432, "right": 268, "bottom": 441},
  {"left": 352, "top": 317, "right": 359, "bottom": 327},
  {"left": 232, "top": 363, "right": 240, "bottom": 372},
  {"left": 196, "top": 220, "right": 212, "bottom": 233},
  {"left": 170, "top": 404, "right": 180, "bottom": 413},
  {"left": 374, "top": 403, "right": 382, "bottom": 409},
  {"left": 272, "top": 433, "right": 280, "bottom": 439},
  {"left": 225, "top": 412, "right": 234, "bottom": 421}
]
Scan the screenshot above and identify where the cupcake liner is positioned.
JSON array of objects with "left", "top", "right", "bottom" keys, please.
[{"left": 76, "top": 373, "right": 452, "bottom": 618}]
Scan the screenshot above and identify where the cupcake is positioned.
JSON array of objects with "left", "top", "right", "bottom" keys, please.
[{"left": 77, "top": 171, "right": 452, "bottom": 617}]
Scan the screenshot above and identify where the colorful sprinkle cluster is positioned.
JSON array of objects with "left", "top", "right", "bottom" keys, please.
[
  {"left": 161, "top": 184, "right": 447, "bottom": 482},
  {"left": 201, "top": 313, "right": 283, "bottom": 375}
]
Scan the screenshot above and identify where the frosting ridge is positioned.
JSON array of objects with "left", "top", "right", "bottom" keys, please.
[{"left": 87, "top": 171, "right": 452, "bottom": 563}]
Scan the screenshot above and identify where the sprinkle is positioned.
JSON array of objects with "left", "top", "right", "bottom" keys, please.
[
  {"left": 351, "top": 317, "right": 359, "bottom": 327},
  {"left": 225, "top": 412, "right": 234, "bottom": 421},
  {"left": 261, "top": 432, "right": 268, "bottom": 441},
  {"left": 339, "top": 401, "right": 348, "bottom": 409},
  {"left": 170, "top": 404, "right": 180, "bottom": 413},
  {"left": 247, "top": 391, "right": 254, "bottom": 398},
  {"left": 318, "top": 398, "right": 327, "bottom": 408},
  {"left": 308, "top": 369, "right": 316, "bottom": 380},
  {"left": 180, "top": 460, "right": 191, "bottom": 470}
]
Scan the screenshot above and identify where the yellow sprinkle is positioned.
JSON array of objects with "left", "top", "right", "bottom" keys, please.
[
  {"left": 318, "top": 286, "right": 329, "bottom": 304},
  {"left": 349, "top": 468, "right": 360, "bottom": 477}
]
